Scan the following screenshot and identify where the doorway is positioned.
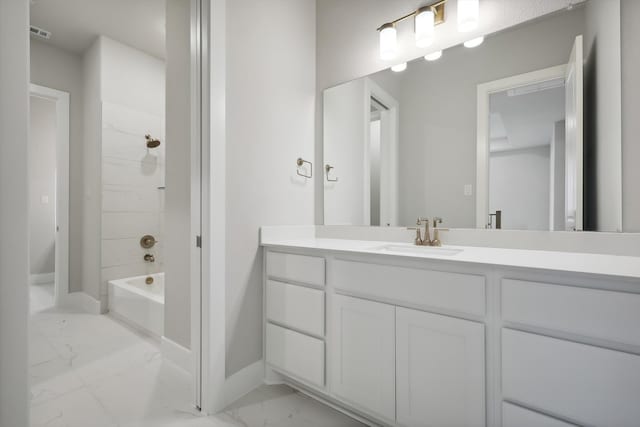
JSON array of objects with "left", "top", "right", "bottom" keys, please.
[{"left": 28, "top": 84, "right": 69, "bottom": 311}]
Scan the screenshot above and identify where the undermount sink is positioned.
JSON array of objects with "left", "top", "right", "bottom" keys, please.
[{"left": 372, "top": 244, "right": 464, "bottom": 257}]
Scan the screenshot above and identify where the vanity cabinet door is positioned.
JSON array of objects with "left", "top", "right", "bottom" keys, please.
[
  {"left": 396, "top": 307, "right": 485, "bottom": 427},
  {"left": 329, "top": 294, "right": 396, "bottom": 422}
]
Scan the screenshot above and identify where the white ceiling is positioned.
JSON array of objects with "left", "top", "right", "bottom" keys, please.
[
  {"left": 30, "top": 0, "right": 166, "bottom": 59},
  {"left": 490, "top": 84, "right": 565, "bottom": 152}
]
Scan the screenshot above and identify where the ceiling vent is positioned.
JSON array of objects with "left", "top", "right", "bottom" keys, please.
[{"left": 29, "top": 25, "right": 51, "bottom": 40}]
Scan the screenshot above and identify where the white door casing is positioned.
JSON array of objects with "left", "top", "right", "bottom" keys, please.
[
  {"left": 564, "top": 35, "right": 584, "bottom": 231},
  {"left": 29, "top": 84, "right": 70, "bottom": 305}
]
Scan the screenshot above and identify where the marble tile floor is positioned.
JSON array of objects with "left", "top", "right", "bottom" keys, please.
[
  {"left": 29, "top": 291, "right": 365, "bottom": 427},
  {"left": 30, "top": 282, "right": 55, "bottom": 313}
]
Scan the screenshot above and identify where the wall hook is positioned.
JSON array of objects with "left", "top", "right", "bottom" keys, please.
[{"left": 296, "top": 158, "right": 313, "bottom": 178}]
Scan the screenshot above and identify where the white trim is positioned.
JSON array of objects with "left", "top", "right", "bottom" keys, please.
[
  {"left": 30, "top": 273, "right": 55, "bottom": 285},
  {"left": 200, "top": 0, "right": 228, "bottom": 414},
  {"left": 29, "top": 84, "right": 70, "bottom": 307},
  {"left": 60, "top": 291, "right": 101, "bottom": 314},
  {"left": 363, "top": 78, "right": 399, "bottom": 227},
  {"left": 476, "top": 65, "right": 567, "bottom": 228},
  {"left": 162, "top": 336, "right": 193, "bottom": 373},
  {"left": 190, "top": 0, "right": 203, "bottom": 410},
  {"left": 222, "top": 360, "right": 264, "bottom": 408}
]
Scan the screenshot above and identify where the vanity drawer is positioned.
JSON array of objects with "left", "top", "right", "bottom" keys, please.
[
  {"left": 266, "top": 251, "right": 325, "bottom": 286},
  {"left": 502, "top": 279, "right": 640, "bottom": 346},
  {"left": 502, "top": 328, "right": 640, "bottom": 427},
  {"left": 332, "top": 259, "right": 485, "bottom": 316},
  {"left": 266, "top": 280, "right": 325, "bottom": 336},
  {"left": 266, "top": 323, "right": 325, "bottom": 387},
  {"left": 502, "top": 402, "right": 574, "bottom": 427}
]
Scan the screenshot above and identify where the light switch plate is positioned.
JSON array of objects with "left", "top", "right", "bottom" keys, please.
[
  {"left": 41, "top": 195, "right": 49, "bottom": 204},
  {"left": 464, "top": 184, "right": 473, "bottom": 196}
]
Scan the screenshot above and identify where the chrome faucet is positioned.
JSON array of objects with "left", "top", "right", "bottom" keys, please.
[{"left": 144, "top": 253, "right": 155, "bottom": 263}]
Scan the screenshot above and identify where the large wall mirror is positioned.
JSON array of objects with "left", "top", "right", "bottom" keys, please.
[{"left": 323, "top": 0, "right": 624, "bottom": 232}]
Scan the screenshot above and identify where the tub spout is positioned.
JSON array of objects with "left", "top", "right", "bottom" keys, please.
[{"left": 144, "top": 254, "right": 155, "bottom": 263}]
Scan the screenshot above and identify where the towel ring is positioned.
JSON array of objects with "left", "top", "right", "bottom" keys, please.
[{"left": 296, "top": 158, "right": 312, "bottom": 178}]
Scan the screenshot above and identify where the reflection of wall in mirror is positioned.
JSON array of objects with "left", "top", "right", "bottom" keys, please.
[{"left": 490, "top": 146, "right": 550, "bottom": 231}]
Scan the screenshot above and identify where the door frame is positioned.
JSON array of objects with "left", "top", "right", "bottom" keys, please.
[
  {"left": 29, "top": 84, "right": 70, "bottom": 306},
  {"left": 364, "top": 78, "right": 399, "bottom": 226},
  {"left": 192, "top": 0, "right": 227, "bottom": 414},
  {"left": 475, "top": 65, "right": 567, "bottom": 228}
]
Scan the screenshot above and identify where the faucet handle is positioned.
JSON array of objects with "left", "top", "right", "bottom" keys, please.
[{"left": 432, "top": 217, "right": 443, "bottom": 227}]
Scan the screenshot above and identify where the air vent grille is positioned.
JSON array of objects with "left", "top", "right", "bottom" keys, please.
[{"left": 29, "top": 25, "right": 51, "bottom": 40}]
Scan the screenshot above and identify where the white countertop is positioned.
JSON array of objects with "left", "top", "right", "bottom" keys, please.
[{"left": 261, "top": 237, "right": 640, "bottom": 280}]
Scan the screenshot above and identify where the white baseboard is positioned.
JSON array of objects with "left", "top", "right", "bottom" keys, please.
[
  {"left": 222, "top": 360, "right": 264, "bottom": 408},
  {"left": 30, "top": 272, "right": 54, "bottom": 285},
  {"left": 60, "top": 291, "right": 101, "bottom": 314},
  {"left": 161, "top": 336, "right": 192, "bottom": 373}
]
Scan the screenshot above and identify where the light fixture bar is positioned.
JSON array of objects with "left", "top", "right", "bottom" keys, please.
[
  {"left": 377, "top": 0, "right": 451, "bottom": 60},
  {"left": 377, "top": 0, "right": 448, "bottom": 31}
]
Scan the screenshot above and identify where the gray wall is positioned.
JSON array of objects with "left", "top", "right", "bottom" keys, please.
[
  {"left": 29, "top": 96, "right": 57, "bottom": 275},
  {"left": 583, "top": 0, "right": 622, "bottom": 232},
  {"left": 490, "top": 146, "right": 551, "bottom": 231},
  {"left": 0, "top": 0, "right": 29, "bottom": 424},
  {"left": 82, "top": 38, "right": 102, "bottom": 300},
  {"left": 225, "top": 0, "right": 316, "bottom": 377},
  {"left": 30, "top": 39, "right": 84, "bottom": 291},
  {"left": 621, "top": 0, "right": 640, "bottom": 232},
  {"left": 165, "top": 0, "right": 192, "bottom": 349}
]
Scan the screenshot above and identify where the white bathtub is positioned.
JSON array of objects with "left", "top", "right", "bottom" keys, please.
[{"left": 108, "top": 273, "right": 164, "bottom": 337}]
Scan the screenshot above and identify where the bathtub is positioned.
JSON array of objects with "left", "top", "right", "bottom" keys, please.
[{"left": 108, "top": 273, "right": 164, "bottom": 337}]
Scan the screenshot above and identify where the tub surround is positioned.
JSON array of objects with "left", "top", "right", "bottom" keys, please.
[
  {"left": 108, "top": 272, "right": 165, "bottom": 337},
  {"left": 261, "top": 225, "right": 640, "bottom": 427}
]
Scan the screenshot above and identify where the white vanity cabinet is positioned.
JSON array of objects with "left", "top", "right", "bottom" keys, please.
[
  {"left": 262, "top": 245, "right": 640, "bottom": 427},
  {"left": 329, "top": 294, "right": 396, "bottom": 422},
  {"left": 264, "top": 251, "right": 326, "bottom": 388},
  {"left": 396, "top": 307, "right": 485, "bottom": 427}
]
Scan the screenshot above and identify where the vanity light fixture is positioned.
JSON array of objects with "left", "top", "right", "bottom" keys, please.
[
  {"left": 457, "top": 0, "right": 480, "bottom": 32},
  {"left": 391, "top": 62, "right": 408, "bottom": 72},
  {"left": 378, "top": 0, "right": 447, "bottom": 60},
  {"left": 464, "top": 36, "right": 484, "bottom": 48},
  {"left": 424, "top": 50, "right": 443, "bottom": 61},
  {"left": 415, "top": 6, "right": 435, "bottom": 48},
  {"left": 379, "top": 23, "right": 397, "bottom": 60}
]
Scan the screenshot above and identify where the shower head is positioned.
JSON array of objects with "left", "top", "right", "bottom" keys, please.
[{"left": 145, "top": 134, "right": 161, "bottom": 148}]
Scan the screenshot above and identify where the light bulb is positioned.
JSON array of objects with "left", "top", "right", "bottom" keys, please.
[
  {"left": 424, "top": 50, "right": 443, "bottom": 61},
  {"left": 458, "top": 0, "right": 479, "bottom": 33},
  {"left": 415, "top": 7, "right": 435, "bottom": 48},
  {"left": 391, "top": 62, "right": 407, "bottom": 72},
  {"left": 379, "top": 23, "right": 397, "bottom": 60},
  {"left": 464, "top": 36, "right": 484, "bottom": 48}
]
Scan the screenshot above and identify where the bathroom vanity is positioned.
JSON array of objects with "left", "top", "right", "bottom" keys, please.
[{"left": 261, "top": 231, "right": 640, "bottom": 427}]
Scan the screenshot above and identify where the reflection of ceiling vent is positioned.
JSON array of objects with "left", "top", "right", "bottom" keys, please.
[{"left": 29, "top": 25, "right": 51, "bottom": 40}]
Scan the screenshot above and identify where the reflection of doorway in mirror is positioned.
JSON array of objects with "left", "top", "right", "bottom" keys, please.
[
  {"left": 488, "top": 80, "right": 565, "bottom": 231},
  {"left": 370, "top": 97, "right": 385, "bottom": 226},
  {"left": 323, "top": 78, "right": 399, "bottom": 226},
  {"left": 477, "top": 35, "right": 584, "bottom": 231}
]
